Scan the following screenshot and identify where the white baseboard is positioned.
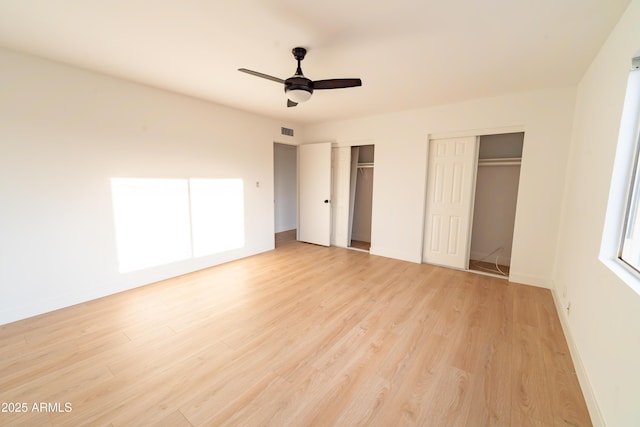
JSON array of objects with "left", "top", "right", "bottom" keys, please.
[
  {"left": 369, "top": 245, "right": 421, "bottom": 264},
  {"left": 275, "top": 224, "right": 297, "bottom": 233},
  {"left": 507, "top": 273, "right": 550, "bottom": 288},
  {"left": 550, "top": 287, "right": 605, "bottom": 427},
  {"left": 0, "top": 245, "right": 273, "bottom": 327}
]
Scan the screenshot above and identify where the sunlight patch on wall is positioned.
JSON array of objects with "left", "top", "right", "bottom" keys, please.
[
  {"left": 111, "top": 178, "right": 192, "bottom": 273},
  {"left": 111, "top": 178, "right": 245, "bottom": 273},
  {"left": 190, "top": 178, "right": 244, "bottom": 257}
]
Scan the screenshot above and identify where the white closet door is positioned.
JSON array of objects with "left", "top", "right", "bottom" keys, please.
[
  {"left": 331, "top": 146, "right": 352, "bottom": 247},
  {"left": 422, "top": 136, "right": 478, "bottom": 269},
  {"left": 298, "top": 142, "right": 332, "bottom": 246}
]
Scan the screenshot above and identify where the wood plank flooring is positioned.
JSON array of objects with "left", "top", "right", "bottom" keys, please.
[
  {"left": 469, "top": 259, "right": 510, "bottom": 276},
  {"left": 0, "top": 238, "right": 591, "bottom": 426},
  {"left": 350, "top": 240, "right": 371, "bottom": 251}
]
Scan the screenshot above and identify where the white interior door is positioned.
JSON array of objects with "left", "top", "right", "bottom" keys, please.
[
  {"left": 298, "top": 142, "right": 332, "bottom": 246},
  {"left": 422, "top": 136, "right": 478, "bottom": 269},
  {"left": 331, "top": 146, "right": 352, "bottom": 247}
]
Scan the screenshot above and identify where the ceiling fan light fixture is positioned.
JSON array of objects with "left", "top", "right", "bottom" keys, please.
[
  {"left": 238, "top": 46, "right": 362, "bottom": 108},
  {"left": 286, "top": 87, "right": 312, "bottom": 103}
]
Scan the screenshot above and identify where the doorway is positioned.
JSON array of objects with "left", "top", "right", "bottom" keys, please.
[
  {"left": 331, "top": 144, "right": 375, "bottom": 252},
  {"left": 422, "top": 131, "right": 524, "bottom": 278},
  {"left": 468, "top": 133, "right": 523, "bottom": 276},
  {"left": 274, "top": 143, "right": 297, "bottom": 246},
  {"left": 349, "top": 145, "right": 374, "bottom": 251}
]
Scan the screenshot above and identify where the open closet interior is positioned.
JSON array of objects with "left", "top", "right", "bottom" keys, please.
[
  {"left": 349, "top": 145, "right": 374, "bottom": 251},
  {"left": 469, "top": 132, "right": 523, "bottom": 276},
  {"left": 331, "top": 144, "right": 374, "bottom": 251}
]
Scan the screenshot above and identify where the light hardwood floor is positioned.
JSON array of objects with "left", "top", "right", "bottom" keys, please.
[
  {"left": 0, "top": 238, "right": 591, "bottom": 426},
  {"left": 350, "top": 240, "right": 371, "bottom": 251},
  {"left": 469, "top": 259, "right": 510, "bottom": 276}
]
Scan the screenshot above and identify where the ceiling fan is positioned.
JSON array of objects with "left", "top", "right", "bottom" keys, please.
[{"left": 238, "top": 47, "right": 362, "bottom": 107}]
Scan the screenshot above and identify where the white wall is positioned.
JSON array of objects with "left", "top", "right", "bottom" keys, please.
[
  {"left": 0, "top": 47, "right": 301, "bottom": 325},
  {"left": 274, "top": 143, "right": 297, "bottom": 233},
  {"left": 304, "top": 87, "right": 576, "bottom": 287},
  {"left": 553, "top": 1, "right": 640, "bottom": 425}
]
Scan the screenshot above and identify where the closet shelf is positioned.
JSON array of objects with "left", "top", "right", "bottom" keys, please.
[
  {"left": 357, "top": 162, "right": 374, "bottom": 168},
  {"left": 478, "top": 157, "right": 521, "bottom": 167}
]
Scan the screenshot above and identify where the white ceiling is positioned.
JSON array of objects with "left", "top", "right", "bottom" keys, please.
[{"left": 0, "top": 0, "right": 631, "bottom": 124}]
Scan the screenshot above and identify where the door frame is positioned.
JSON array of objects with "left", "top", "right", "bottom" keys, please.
[{"left": 420, "top": 126, "right": 525, "bottom": 270}]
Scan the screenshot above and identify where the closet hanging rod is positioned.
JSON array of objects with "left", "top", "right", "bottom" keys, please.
[
  {"left": 357, "top": 162, "right": 374, "bottom": 168},
  {"left": 478, "top": 157, "right": 521, "bottom": 167}
]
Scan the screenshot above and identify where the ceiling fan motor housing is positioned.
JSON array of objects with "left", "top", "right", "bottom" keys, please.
[
  {"left": 285, "top": 47, "right": 313, "bottom": 103},
  {"left": 285, "top": 76, "right": 313, "bottom": 95}
]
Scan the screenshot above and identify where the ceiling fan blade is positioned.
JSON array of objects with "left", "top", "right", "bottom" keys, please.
[
  {"left": 238, "top": 68, "right": 285, "bottom": 84},
  {"left": 287, "top": 99, "right": 298, "bottom": 108},
  {"left": 312, "top": 78, "right": 362, "bottom": 90}
]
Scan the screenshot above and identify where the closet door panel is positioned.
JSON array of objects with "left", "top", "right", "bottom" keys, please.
[
  {"left": 422, "top": 137, "right": 478, "bottom": 269},
  {"left": 331, "top": 146, "right": 352, "bottom": 247}
]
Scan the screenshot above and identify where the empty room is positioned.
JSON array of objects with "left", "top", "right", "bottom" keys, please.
[{"left": 1, "top": 1, "right": 639, "bottom": 426}]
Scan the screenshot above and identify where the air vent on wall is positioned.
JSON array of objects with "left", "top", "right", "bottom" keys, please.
[{"left": 281, "top": 127, "right": 294, "bottom": 137}]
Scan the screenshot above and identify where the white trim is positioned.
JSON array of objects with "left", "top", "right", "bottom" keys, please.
[
  {"left": 599, "top": 68, "right": 640, "bottom": 297},
  {"left": 333, "top": 138, "right": 375, "bottom": 148},
  {"left": 600, "top": 257, "right": 640, "bottom": 297},
  {"left": 428, "top": 125, "right": 525, "bottom": 141},
  {"left": 370, "top": 245, "right": 421, "bottom": 264},
  {"left": 550, "top": 287, "right": 605, "bottom": 427},
  {"left": 507, "top": 273, "right": 550, "bottom": 289},
  {"left": 0, "top": 245, "right": 271, "bottom": 326}
]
